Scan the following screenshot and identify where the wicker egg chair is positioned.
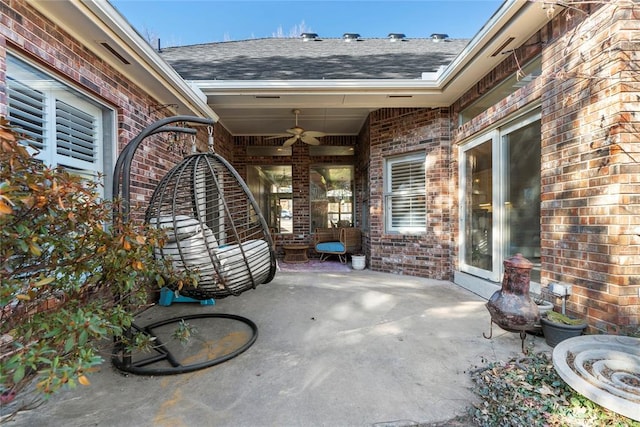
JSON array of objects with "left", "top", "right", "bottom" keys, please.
[
  {"left": 111, "top": 116, "right": 275, "bottom": 375},
  {"left": 146, "top": 152, "right": 276, "bottom": 299}
]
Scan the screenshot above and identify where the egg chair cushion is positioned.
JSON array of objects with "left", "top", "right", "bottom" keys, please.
[
  {"left": 152, "top": 216, "right": 271, "bottom": 298},
  {"left": 215, "top": 239, "right": 271, "bottom": 287},
  {"left": 145, "top": 152, "right": 277, "bottom": 299}
]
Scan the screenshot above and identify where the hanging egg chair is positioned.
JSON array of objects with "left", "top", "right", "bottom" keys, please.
[
  {"left": 111, "top": 116, "right": 276, "bottom": 376},
  {"left": 146, "top": 152, "right": 276, "bottom": 299}
]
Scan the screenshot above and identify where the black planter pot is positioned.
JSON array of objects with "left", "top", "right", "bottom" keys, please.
[
  {"left": 528, "top": 300, "right": 554, "bottom": 335},
  {"left": 540, "top": 316, "right": 587, "bottom": 347}
]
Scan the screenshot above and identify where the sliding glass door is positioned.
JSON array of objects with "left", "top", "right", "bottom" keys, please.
[
  {"left": 460, "top": 112, "right": 541, "bottom": 283},
  {"left": 463, "top": 138, "right": 494, "bottom": 277}
]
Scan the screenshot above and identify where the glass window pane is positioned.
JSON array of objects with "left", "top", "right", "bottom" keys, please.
[
  {"left": 6, "top": 54, "right": 111, "bottom": 194},
  {"left": 310, "top": 165, "right": 354, "bottom": 230},
  {"left": 384, "top": 153, "right": 426, "bottom": 233},
  {"left": 464, "top": 141, "right": 492, "bottom": 270},
  {"left": 505, "top": 121, "right": 541, "bottom": 282},
  {"left": 247, "top": 165, "right": 293, "bottom": 234}
]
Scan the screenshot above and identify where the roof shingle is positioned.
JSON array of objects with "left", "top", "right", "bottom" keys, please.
[{"left": 160, "top": 37, "right": 470, "bottom": 80}]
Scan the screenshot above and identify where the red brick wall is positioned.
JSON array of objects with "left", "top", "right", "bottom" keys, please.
[
  {"left": 356, "top": 115, "right": 371, "bottom": 260},
  {"left": 538, "top": 3, "right": 640, "bottom": 333},
  {"left": 0, "top": 0, "right": 208, "bottom": 223},
  {"left": 367, "top": 108, "right": 454, "bottom": 279},
  {"left": 450, "top": 3, "right": 639, "bottom": 333},
  {"left": 210, "top": 122, "right": 233, "bottom": 161}
]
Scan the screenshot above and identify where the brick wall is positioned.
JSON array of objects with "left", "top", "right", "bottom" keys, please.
[
  {"left": 449, "top": 2, "right": 639, "bottom": 333},
  {"left": 539, "top": 3, "right": 640, "bottom": 333},
  {"left": 0, "top": 0, "right": 207, "bottom": 223},
  {"left": 367, "top": 108, "right": 453, "bottom": 279},
  {"left": 356, "top": 115, "right": 371, "bottom": 260}
]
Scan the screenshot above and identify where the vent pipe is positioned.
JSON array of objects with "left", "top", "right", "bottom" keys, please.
[{"left": 430, "top": 33, "right": 449, "bottom": 42}]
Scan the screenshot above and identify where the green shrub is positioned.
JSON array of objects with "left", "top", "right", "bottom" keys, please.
[{"left": 0, "top": 117, "right": 184, "bottom": 407}]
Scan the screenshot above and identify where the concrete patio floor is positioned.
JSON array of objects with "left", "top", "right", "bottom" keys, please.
[{"left": 8, "top": 269, "right": 550, "bottom": 426}]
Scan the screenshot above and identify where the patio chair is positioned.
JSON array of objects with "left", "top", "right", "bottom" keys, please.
[
  {"left": 146, "top": 151, "right": 276, "bottom": 300},
  {"left": 314, "top": 227, "right": 362, "bottom": 263}
]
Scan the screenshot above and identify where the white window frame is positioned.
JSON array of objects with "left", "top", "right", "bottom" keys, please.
[
  {"left": 458, "top": 109, "right": 541, "bottom": 283},
  {"left": 6, "top": 53, "right": 115, "bottom": 197},
  {"left": 458, "top": 130, "right": 498, "bottom": 281},
  {"left": 384, "top": 152, "right": 427, "bottom": 234}
]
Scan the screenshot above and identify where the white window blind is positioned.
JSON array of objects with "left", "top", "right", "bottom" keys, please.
[
  {"left": 384, "top": 153, "right": 426, "bottom": 233},
  {"left": 7, "top": 77, "right": 46, "bottom": 151},
  {"left": 6, "top": 55, "right": 103, "bottom": 179},
  {"left": 55, "top": 99, "right": 97, "bottom": 169}
]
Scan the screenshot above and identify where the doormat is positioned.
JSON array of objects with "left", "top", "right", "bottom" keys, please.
[{"left": 277, "top": 259, "right": 352, "bottom": 273}]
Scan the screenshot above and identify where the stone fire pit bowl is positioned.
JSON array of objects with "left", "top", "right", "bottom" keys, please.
[{"left": 552, "top": 335, "right": 640, "bottom": 421}]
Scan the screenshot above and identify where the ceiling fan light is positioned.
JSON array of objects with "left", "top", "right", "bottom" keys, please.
[{"left": 279, "top": 109, "right": 325, "bottom": 146}]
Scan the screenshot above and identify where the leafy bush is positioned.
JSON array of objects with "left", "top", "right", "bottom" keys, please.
[
  {"left": 470, "top": 351, "right": 640, "bottom": 426},
  {"left": 0, "top": 117, "right": 182, "bottom": 408}
]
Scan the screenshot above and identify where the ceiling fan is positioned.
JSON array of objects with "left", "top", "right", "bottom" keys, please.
[{"left": 267, "top": 109, "right": 326, "bottom": 146}]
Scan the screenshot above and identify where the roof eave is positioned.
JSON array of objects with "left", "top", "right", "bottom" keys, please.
[
  {"left": 26, "top": 0, "right": 219, "bottom": 121},
  {"left": 437, "top": 0, "right": 559, "bottom": 100}
]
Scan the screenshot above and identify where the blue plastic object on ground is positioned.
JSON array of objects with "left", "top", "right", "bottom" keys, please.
[{"left": 159, "top": 287, "right": 215, "bottom": 306}]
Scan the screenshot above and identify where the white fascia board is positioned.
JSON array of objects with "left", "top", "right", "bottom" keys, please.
[
  {"left": 435, "top": 0, "right": 554, "bottom": 97},
  {"left": 193, "top": 79, "right": 442, "bottom": 95},
  {"left": 436, "top": 0, "right": 526, "bottom": 86}
]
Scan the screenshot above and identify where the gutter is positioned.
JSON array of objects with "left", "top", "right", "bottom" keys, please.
[{"left": 194, "top": 79, "right": 442, "bottom": 95}]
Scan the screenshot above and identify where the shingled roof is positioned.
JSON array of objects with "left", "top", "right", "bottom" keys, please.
[{"left": 160, "top": 37, "right": 470, "bottom": 80}]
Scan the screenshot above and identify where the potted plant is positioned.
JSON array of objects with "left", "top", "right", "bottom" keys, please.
[
  {"left": 540, "top": 310, "right": 587, "bottom": 347},
  {"left": 528, "top": 294, "right": 554, "bottom": 335}
]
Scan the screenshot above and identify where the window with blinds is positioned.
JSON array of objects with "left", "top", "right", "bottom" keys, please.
[
  {"left": 6, "top": 54, "right": 105, "bottom": 182},
  {"left": 384, "top": 152, "right": 427, "bottom": 233}
]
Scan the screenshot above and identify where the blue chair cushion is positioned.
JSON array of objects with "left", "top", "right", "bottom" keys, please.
[{"left": 316, "top": 242, "right": 345, "bottom": 253}]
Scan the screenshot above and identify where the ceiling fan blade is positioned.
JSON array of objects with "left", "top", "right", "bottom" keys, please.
[
  {"left": 265, "top": 134, "right": 291, "bottom": 140},
  {"left": 301, "top": 135, "right": 321, "bottom": 145},
  {"left": 303, "top": 131, "right": 326, "bottom": 138},
  {"left": 283, "top": 136, "right": 298, "bottom": 147}
]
